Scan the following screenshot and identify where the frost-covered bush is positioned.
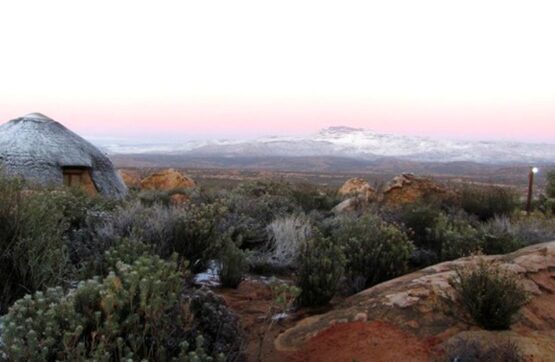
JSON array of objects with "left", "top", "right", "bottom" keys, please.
[
  {"left": 264, "top": 214, "right": 312, "bottom": 269},
  {"left": 332, "top": 214, "right": 413, "bottom": 293},
  {"left": 1, "top": 254, "right": 223, "bottom": 361}
]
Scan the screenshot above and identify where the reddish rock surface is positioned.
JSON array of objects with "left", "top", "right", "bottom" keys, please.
[
  {"left": 118, "top": 169, "right": 142, "bottom": 189},
  {"left": 382, "top": 173, "right": 453, "bottom": 205},
  {"left": 288, "top": 321, "right": 435, "bottom": 362},
  {"left": 338, "top": 177, "right": 376, "bottom": 200},
  {"left": 140, "top": 168, "right": 196, "bottom": 191},
  {"left": 275, "top": 242, "right": 555, "bottom": 361}
]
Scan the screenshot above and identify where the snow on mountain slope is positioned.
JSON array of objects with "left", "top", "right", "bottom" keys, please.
[{"left": 90, "top": 126, "right": 555, "bottom": 164}]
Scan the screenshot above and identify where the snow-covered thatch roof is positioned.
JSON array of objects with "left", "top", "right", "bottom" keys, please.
[{"left": 0, "top": 113, "right": 127, "bottom": 198}]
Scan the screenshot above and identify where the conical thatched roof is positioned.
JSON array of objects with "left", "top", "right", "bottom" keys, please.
[{"left": 0, "top": 113, "right": 127, "bottom": 198}]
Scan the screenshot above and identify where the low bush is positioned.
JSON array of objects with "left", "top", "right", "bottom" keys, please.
[
  {"left": 296, "top": 234, "right": 345, "bottom": 307},
  {"left": 288, "top": 183, "right": 341, "bottom": 212},
  {"left": 138, "top": 189, "right": 172, "bottom": 206},
  {"left": 509, "top": 213, "right": 555, "bottom": 246},
  {"left": 397, "top": 202, "right": 442, "bottom": 248},
  {"left": 459, "top": 184, "right": 519, "bottom": 221},
  {"left": 1, "top": 254, "right": 223, "bottom": 361},
  {"left": 218, "top": 182, "right": 300, "bottom": 246},
  {"left": 427, "top": 211, "right": 482, "bottom": 261},
  {"left": 108, "top": 201, "right": 225, "bottom": 273},
  {"left": 546, "top": 169, "right": 555, "bottom": 198},
  {"left": 171, "top": 203, "right": 226, "bottom": 272},
  {"left": 186, "top": 288, "right": 244, "bottom": 360},
  {"left": 332, "top": 214, "right": 413, "bottom": 293},
  {"left": 264, "top": 214, "right": 312, "bottom": 269},
  {"left": 479, "top": 217, "right": 522, "bottom": 255},
  {"left": 450, "top": 260, "right": 528, "bottom": 330},
  {"left": 0, "top": 177, "right": 69, "bottom": 313},
  {"left": 443, "top": 338, "right": 524, "bottom": 362},
  {"left": 77, "top": 238, "right": 155, "bottom": 280},
  {"left": 218, "top": 241, "right": 248, "bottom": 288}
]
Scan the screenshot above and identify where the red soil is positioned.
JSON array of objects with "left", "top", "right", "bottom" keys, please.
[
  {"left": 288, "top": 321, "right": 437, "bottom": 362},
  {"left": 217, "top": 280, "right": 439, "bottom": 361}
]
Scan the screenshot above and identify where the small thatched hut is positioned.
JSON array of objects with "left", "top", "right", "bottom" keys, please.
[{"left": 0, "top": 112, "right": 127, "bottom": 198}]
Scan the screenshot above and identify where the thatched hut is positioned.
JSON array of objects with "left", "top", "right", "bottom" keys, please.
[{"left": 0, "top": 113, "right": 127, "bottom": 198}]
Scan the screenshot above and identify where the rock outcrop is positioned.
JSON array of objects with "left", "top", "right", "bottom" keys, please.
[
  {"left": 118, "top": 169, "right": 142, "bottom": 189},
  {"left": 140, "top": 168, "right": 196, "bottom": 191},
  {"left": 338, "top": 178, "right": 376, "bottom": 200},
  {"left": 276, "top": 242, "right": 555, "bottom": 361},
  {"left": 382, "top": 173, "right": 452, "bottom": 205}
]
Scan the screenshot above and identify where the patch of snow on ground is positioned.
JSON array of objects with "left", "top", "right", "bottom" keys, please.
[{"left": 193, "top": 260, "right": 221, "bottom": 287}]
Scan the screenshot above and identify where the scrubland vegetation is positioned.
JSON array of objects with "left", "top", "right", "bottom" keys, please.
[{"left": 1, "top": 170, "right": 554, "bottom": 360}]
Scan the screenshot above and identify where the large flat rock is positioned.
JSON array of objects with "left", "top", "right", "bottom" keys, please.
[{"left": 276, "top": 241, "right": 555, "bottom": 361}]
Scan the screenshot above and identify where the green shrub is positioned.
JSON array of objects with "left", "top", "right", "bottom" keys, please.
[
  {"left": 0, "top": 177, "right": 69, "bottom": 313},
  {"left": 289, "top": 183, "right": 341, "bottom": 212},
  {"left": 479, "top": 217, "right": 522, "bottom": 255},
  {"left": 484, "top": 214, "right": 555, "bottom": 247},
  {"left": 398, "top": 202, "right": 442, "bottom": 248},
  {"left": 219, "top": 181, "right": 300, "bottom": 246},
  {"left": 186, "top": 288, "right": 244, "bottom": 359},
  {"left": 427, "top": 212, "right": 482, "bottom": 261},
  {"left": 109, "top": 201, "right": 225, "bottom": 273},
  {"left": 218, "top": 242, "right": 247, "bottom": 288},
  {"left": 138, "top": 189, "right": 172, "bottom": 206},
  {"left": 1, "top": 254, "right": 221, "bottom": 361},
  {"left": 459, "top": 184, "right": 519, "bottom": 221},
  {"left": 296, "top": 234, "right": 345, "bottom": 306},
  {"left": 450, "top": 260, "right": 528, "bottom": 330},
  {"left": 77, "top": 239, "right": 155, "bottom": 280},
  {"left": 333, "top": 214, "right": 413, "bottom": 293},
  {"left": 546, "top": 170, "right": 555, "bottom": 198},
  {"left": 171, "top": 203, "right": 226, "bottom": 272}
]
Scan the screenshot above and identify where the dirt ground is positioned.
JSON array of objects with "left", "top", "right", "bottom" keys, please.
[{"left": 215, "top": 279, "right": 441, "bottom": 362}]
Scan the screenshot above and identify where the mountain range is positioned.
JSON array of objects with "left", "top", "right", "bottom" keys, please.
[{"left": 93, "top": 126, "right": 555, "bottom": 165}]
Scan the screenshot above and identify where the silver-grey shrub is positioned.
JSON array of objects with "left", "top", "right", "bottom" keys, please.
[
  {"left": 488, "top": 215, "right": 555, "bottom": 246},
  {"left": 264, "top": 213, "right": 312, "bottom": 269}
]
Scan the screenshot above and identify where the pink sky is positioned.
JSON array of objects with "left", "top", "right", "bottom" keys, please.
[{"left": 1, "top": 101, "right": 553, "bottom": 143}]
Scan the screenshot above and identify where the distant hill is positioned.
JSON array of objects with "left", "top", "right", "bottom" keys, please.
[{"left": 93, "top": 126, "right": 555, "bottom": 164}]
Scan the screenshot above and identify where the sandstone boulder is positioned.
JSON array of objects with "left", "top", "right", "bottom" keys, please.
[
  {"left": 382, "top": 173, "right": 452, "bottom": 205},
  {"left": 276, "top": 241, "right": 555, "bottom": 361},
  {"left": 338, "top": 178, "right": 376, "bottom": 200},
  {"left": 141, "top": 168, "right": 196, "bottom": 191},
  {"left": 118, "top": 169, "right": 142, "bottom": 189}
]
